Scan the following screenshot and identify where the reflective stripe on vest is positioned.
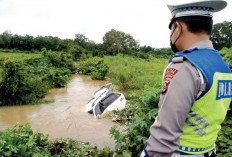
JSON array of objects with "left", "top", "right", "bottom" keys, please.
[
  {"left": 173, "top": 48, "right": 232, "bottom": 154},
  {"left": 185, "top": 111, "right": 209, "bottom": 136},
  {"left": 185, "top": 118, "right": 206, "bottom": 136},
  {"left": 178, "top": 73, "right": 232, "bottom": 154},
  {"left": 189, "top": 111, "right": 209, "bottom": 128}
]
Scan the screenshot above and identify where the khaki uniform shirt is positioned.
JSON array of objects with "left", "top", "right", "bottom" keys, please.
[{"left": 144, "top": 40, "right": 214, "bottom": 157}]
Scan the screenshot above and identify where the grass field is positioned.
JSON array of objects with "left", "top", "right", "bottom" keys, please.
[
  {"left": 103, "top": 54, "right": 168, "bottom": 99},
  {"left": 0, "top": 52, "right": 42, "bottom": 61},
  {"left": 0, "top": 52, "right": 43, "bottom": 81}
]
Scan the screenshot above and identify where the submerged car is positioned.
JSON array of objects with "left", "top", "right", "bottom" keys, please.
[
  {"left": 85, "top": 83, "right": 112, "bottom": 113},
  {"left": 86, "top": 83, "right": 126, "bottom": 118}
]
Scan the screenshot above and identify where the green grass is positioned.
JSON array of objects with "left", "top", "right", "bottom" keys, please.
[
  {"left": 0, "top": 48, "right": 38, "bottom": 54},
  {"left": 0, "top": 52, "right": 42, "bottom": 61},
  {"left": 104, "top": 54, "right": 167, "bottom": 99},
  {"left": 104, "top": 54, "right": 232, "bottom": 156},
  {"left": 0, "top": 52, "right": 43, "bottom": 82}
]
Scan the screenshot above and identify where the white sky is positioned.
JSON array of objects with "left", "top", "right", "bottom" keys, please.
[{"left": 0, "top": 0, "right": 232, "bottom": 48}]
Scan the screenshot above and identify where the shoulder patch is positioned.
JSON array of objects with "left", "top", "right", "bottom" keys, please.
[
  {"left": 217, "top": 80, "right": 232, "bottom": 100},
  {"left": 162, "top": 79, "right": 170, "bottom": 95},
  {"left": 165, "top": 68, "right": 178, "bottom": 75},
  {"left": 162, "top": 68, "right": 178, "bottom": 95}
]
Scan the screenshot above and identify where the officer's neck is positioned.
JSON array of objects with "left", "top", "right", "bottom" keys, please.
[{"left": 179, "top": 32, "right": 210, "bottom": 51}]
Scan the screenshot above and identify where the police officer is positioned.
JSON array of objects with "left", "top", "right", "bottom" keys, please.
[{"left": 141, "top": 0, "right": 232, "bottom": 157}]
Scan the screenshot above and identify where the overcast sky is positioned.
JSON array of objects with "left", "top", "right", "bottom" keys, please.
[{"left": 0, "top": 0, "right": 232, "bottom": 48}]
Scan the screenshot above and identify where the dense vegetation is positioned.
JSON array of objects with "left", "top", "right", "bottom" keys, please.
[
  {"left": 216, "top": 117, "right": 232, "bottom": 157},
  {"left": 1, "top": 21, "right": 232, "bottom": 59},
  {"left": 0, "top": 30, "right": 173, "bottom": 59},
  {"left": 103, "top": 29, "right": 139, "bottom": 56},
  {"left": 220, "top": 47, "right": 232, "bottom": 70},
  {"left": 211, "top": 21, "right": 232, "bottom": 50},
  {"left": 78, "top": 57, "right": 109, "bottom": 80},
  {"left": 0, "top": 123, "right": 117, "bottom": 157},
  {"left": 0, "top": 21, "right": 232, "bottom": 156},
  {"left": 104, "top": 55, "right": 166, "bottom": 92},
  {"left": 78, "top": 49, "right": 232, "bottom": 156},
  {"left": 0, "top": 49, "right": 75, "bottom": 106}
]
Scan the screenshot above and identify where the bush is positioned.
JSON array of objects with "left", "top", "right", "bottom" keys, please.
[
  {"left": 110, "top": 86, "right": 160, "bottom": 156},
  {"left": 216, "top": 116, "right": 232, "bottom": 157},
  {"left": 48, "top": 68, "right": 71, "bottom": 87},
  {"left": 0, "top": 49, "right": 75, "bottom": 106},
  {"left": 132, "top": 52, "right": 150, "bottom": 59},
  {"left": 0, "top": 123, "right": 49, "bottom": 156},
  {"left": 78, "top": 57, "right": 109, "bottom": 80},
  {"left": 42, "top": 48, "right": 76, "bottom": 73},
  {"left": 23, "top": 56, "right": 71, "bottom": 88},
  {"left": 0, "top": 123, "right": 115, "bottom": 157},
  {"left": 110, "top": 85, "right": 232, "bottom": 156},
  {"left": 220, "top": 47, "right": 232, "bottom": 70},
  {"left": 0, "top": 59, "right": 48, "bottom": 105},
  {"left": 68, "top": 45, "right": 86, "bottom": 61}
]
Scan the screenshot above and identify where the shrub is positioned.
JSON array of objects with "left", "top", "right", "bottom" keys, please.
[
  {"left": 48, "top": 68, "right": 71, "bottom": 87},
  {"left": 0, "top": 123, "right": 49, "bottom": 156},
  {"left": 0, "top": 50, "right": 75, "bottom": 106},
  {"left": 110, "top": 84, "right": 232, "bottom": 156},
  {"left": 220, "top": 47, "right": 232, "bottom": 70},
  {"left": 24, "top": 57, "right": 72, "bottom": 88},
  {"left": 0, "top": 123, "right": 115, "bottom": 157},
  {"left": 0, "top": 59, "right": 48, "bottom": 105},
  {"left": 42, "top": 48, "right": 76, "bottom": 73},
  {"left": 132, "top": 52, "right": 150, "bottom": 59},
  {"left": 119, "top": 73, "right": 127, "bottom": 84},
  {"left": 78, "top": 57, "right": 109, "bottom": 80},
  {"left": 110, "top": 86, "right": 160, "bottom": 156},
  {"left": 69, "top": 45, "right": 86, "bottom": 61},
  {"left": 118, "top": 73, "right": 130, "bottom": 90},
  {"left": 216, "top": 116, "right": 232, "bottom": 157}
]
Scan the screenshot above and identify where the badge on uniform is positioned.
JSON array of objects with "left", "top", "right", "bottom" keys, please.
[
  {"left": 217, "top": 80, "right": 232, "bottom": 100},
  {"left": 162, "top": 80, "right": 170, "bottom": 95},
  {"left": 162, "top": 68, "right": 178, "bottom": 95}
]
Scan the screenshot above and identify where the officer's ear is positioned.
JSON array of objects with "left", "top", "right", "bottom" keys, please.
[
  {"left": 174, "top": 21, "right": 183, "bottom": 36},
  {"left": 171, "top": 22, "right": 177, "bottom": 32}
]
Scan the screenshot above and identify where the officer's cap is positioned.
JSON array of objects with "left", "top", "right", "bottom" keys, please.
[{"left": 166, "top": 0, "right": 227, "bottom": 28}]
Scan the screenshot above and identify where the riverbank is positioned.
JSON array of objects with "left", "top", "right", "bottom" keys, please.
[
  {"left": 0, "top": 74, "right": 119, "bottom": 149},
  {"left": 0, "top": 49, "right": 76, "bottom": 106},
  {"left": 0, "top": 50, "right": 231, "bottom": 156}
]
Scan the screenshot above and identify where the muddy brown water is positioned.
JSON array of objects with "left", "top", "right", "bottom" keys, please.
[{"left": 0, "top": 74, "right": 121, "bottom": 148}]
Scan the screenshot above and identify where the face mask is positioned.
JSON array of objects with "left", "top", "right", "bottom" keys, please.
[{"left": 170, "top": 23, "right": 182, "bottom": 53}]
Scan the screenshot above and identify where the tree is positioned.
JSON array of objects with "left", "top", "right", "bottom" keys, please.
[
  {"left": 0, "top": 30, "right": 12, "bottom": 48},
  {"left": 219, "top": 47, "right": 232, "bottom": 70},
  {"left": 211, "top": 21, "right": 232, "bottom": 50},
  {"left": 139, "top": 46, "right": 154, "bottom": 53},
  {"left": 74, "top": 34, "right": 95, "bottom": 50},
  {"left": 103, "top": 29, "right": 138, "bottom": 56},
  {"left": 0, "top": 36, "right": 5, "bottom": 48},
  {"left": 74, "top": 34, "right": 88, "bottom": 46}
]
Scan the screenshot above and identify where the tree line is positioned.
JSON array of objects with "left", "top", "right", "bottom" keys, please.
[
  {"left": 0, "top": 21, "right": 231, "bottom": 58},
  {"left": 0, "top": 29, "right": 173, "bottom": 58}
]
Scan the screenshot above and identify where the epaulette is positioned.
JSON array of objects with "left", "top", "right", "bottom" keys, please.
[{"left": 172, "top": 56, "right": 184, "bottom": 63}]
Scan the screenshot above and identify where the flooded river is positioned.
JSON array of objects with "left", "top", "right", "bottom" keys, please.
[{"left": 0, "top": 74, "right": 119, "bottom": 148}]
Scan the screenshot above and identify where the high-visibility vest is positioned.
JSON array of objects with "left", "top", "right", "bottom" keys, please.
[{"left": 172, "top": 48, "right": 232, "bottom": 154}]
